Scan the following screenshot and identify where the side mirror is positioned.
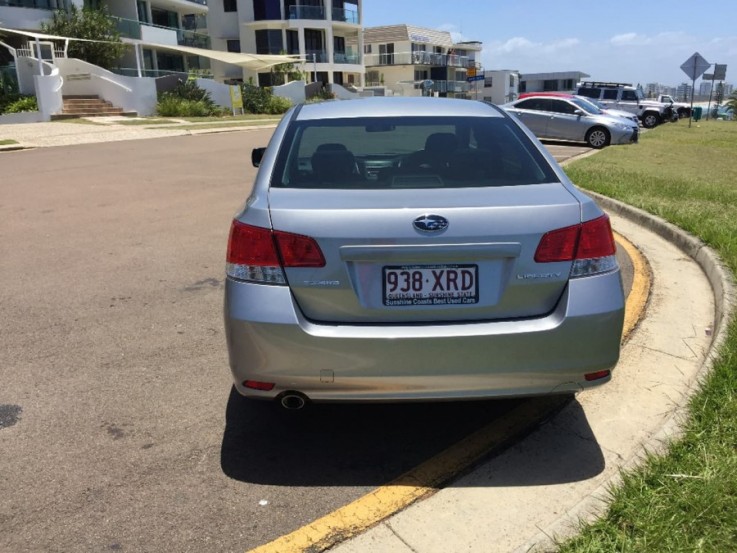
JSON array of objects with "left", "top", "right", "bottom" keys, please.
[
  {"left": 573, "top": 109, "right": 584, "bottom": 116},
  {"left": 252, "top": 147, "right": 266, "bottom": 168}
]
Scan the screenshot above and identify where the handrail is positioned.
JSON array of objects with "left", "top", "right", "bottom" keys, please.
[
  {"left": 53, "top": 75, "right": 64, "bottom": 93},
  {"left": 91, "top": 73, "right": 132, "bottom": 93}
]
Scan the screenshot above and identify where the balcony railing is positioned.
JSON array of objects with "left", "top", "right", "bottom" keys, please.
[
  {"left": 112, "top": 16, "right": 210, "bottom": 49},
  {"left": 430, "top": 80, "right": 470, "bottom": 93},
  {"left": 364, "top": 51, "right": 477, "bottom": 69},
  {"left": 305, "top": 50, "right": 328, "bottom": 63},
  {"left": 0, "top": 0, "right": 60, "bottom": 8},
  {"left": 331, "top": 7, "right": 358, "bottom": 23},
  {"left": 288, "top": 5, "right": 325, "bottom": 20},
  {"left": 333, "top": 52, "right": 360, "bottom": 65}
]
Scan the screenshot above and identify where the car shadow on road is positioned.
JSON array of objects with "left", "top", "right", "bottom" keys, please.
[{"left": 220, "top": 387, "right": 605, "bottom": 488}]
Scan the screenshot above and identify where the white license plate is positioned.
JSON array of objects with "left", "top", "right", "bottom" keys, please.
[{"left": 383, "top": 264, "right": 478, "bottom": 306}]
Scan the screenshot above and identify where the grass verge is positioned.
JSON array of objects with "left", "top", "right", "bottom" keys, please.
[
  {"left": 559, "top": 121, "right": 737, "bottom": 552},
  {"left": 116, "top": 118, "right": 178, "bottom": 126},
  {"left": 0, "top": 139, "right": 18, "bottom": 146},
  {"left": 179, "top": 114, "right": 281, "bottom": 123},
  {"left": 176, "top": 120, "right": 279, "bottom": 132}
]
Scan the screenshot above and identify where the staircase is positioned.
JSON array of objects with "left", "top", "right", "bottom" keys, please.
[{"left": 51, "top": 96, "right": 138, "bottom": 120}]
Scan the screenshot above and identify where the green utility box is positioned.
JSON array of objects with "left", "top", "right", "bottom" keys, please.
[{"left": 692, "top": 106, "right": 703, "bottom": 121}]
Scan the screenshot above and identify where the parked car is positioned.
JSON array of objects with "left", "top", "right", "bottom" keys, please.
[
  {"left": 576, "top": 81, "right": 673, "bottom": 128},
  {"left": 518, "top": 92, "right": 640, "bottom": 125},
  {"left": 502, "top": 95, "right": 638, "bottom": 148},
  {"left": 224, "top": 97, "right": 625, "bottom": 408}
]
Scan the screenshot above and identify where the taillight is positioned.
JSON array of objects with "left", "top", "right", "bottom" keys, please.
[
  {"left": 226, "top": 220, "right": 325, "bottom": 284},
  {"left": 535, "top": 215, "right": 618, "bottom": 278}
]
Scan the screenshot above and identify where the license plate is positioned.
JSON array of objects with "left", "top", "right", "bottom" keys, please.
[{"left": 383, "top": 264, "right": 478, "bottom": 306}]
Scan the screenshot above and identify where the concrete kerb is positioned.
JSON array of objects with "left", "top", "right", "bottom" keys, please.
[{"left": 514, "top": 191, "right": 736, "bottom": 553}]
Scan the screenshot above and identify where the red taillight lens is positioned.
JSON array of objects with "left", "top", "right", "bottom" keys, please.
[
  {"left": 577, "top": 215, "right": 616, "bottom": 259},
  {"left": 227, "top": 220, "right": 280, "bottom": 266},
  {"left": 226, "top": 220, "right": 325, "bottom": 284},
  {"left": 274, "top": 231, "right": 326, "bottom": 268},
  {"left": 535, "top": 215, "right": 616, "bottom": 262},
  {"left": 534, "top": 224, "right": 580, "bottom": 263}
]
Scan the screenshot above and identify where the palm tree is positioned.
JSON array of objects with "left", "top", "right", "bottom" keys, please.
[{"left": 726, "top": 92, "right": 737, "bottom": 115}]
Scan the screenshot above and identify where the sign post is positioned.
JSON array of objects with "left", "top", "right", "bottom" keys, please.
[
  {"left": 229, "top": 85, "right": 243, "bottom": 116},
  {"left": 680, "top": 52, "right": 711, "bottom": 127}
]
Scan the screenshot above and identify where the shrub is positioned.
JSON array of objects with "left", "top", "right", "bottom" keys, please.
[
  {"left": 266, "top": 95, "right": 292, "bottom": 114},
  {"left": 156, "top": 96, "right": 213, "bottom": 117},
  {"left": 240, "top": 84, "right": 292, "bottom": 114},
  {"left": 156, "top": 79, "right": 223, "bottom": 117},
  {"left": 4, "top": 95, "right": 38, "bottom": 114}
]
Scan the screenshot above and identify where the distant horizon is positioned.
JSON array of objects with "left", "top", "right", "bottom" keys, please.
[{"left": 362, "top": 1, "right": 736, "bottom": 89}]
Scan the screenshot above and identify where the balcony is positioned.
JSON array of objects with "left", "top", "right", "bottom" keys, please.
[
  {"left": 182, "top": 13, "right": 207, "bottom": 31},
  {"left": 430, "top": 80, "right": 470, "bottom": 94},
  {"left": 333, "top": 52, "right": 360, "bottom": 65},
  {"left": 112, "top": 16, "right": 210, "bottom": 49},
  {"left": 0, "top": 0, "right": 58, "bottom": 8},
  {"left": 364, "top": 50, "right": 477, "bottom": 69},
  {"left": 331, "top": 7, "right": 358, "bottom": 24},
  {"left": 288, "top": 5, "right": 325, "bottom": 20}
]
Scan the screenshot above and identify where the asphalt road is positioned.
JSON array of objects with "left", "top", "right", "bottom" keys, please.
[{"left": 0, "top": 131, "right": 629, "bottom": 552}]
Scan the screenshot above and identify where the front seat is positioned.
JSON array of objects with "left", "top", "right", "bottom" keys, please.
[
  {"left": 311, "top": 145, "right": 360, "bottom": 184},
  {"left": 401, "top": 132, "right": 458, "bottom": 172}
]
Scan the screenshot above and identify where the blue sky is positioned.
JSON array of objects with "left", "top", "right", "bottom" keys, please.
[{"left": 362, "top": 1, "right": 737, "bottom": 86}]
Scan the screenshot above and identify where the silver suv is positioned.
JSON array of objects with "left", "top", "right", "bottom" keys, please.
[{"left": 576, "top": 81, "right": 674, "bottom": 128}]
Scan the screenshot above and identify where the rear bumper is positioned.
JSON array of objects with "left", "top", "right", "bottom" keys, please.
[{"left": 224, "top": 270, "right": 625, "bottom": 402}]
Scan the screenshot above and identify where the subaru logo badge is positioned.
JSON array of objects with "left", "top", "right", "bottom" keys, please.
[{"left": 413, "top": 214, "right": 449, "bottom": 233}]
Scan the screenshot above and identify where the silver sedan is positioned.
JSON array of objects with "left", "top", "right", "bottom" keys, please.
[
  {"left": 224, "top": 97, "right": 624, "bottom": 408},
  {"left": 502, "top": 96, "right": 638, "bottom": 148}
]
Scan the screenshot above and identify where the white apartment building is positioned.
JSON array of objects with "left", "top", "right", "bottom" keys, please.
[
  {"left": 207, "top": 0, "right": 363, "bottom": 86},
  {"left": 0, "top": 0, "right": 211, "bottom": 76},
  {"left": 518, "top": 71, "right": 589, "bottom": 94},
  {"left": 362, "top": 24, "right": 481, "bottom": 98},
  {"left": 481, "top": 69, "right": 518, "bottom": 104}
]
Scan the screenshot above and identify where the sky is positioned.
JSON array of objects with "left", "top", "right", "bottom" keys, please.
[{"left": 362, "top": 0, "right": 737, "bottom": 87}]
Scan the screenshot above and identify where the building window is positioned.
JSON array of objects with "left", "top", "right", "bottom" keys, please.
[
  {"left": 255, "top": 29, "right": 284, "bottom": 55},
  {"left": 364, "top": 44, "right": 372, "bottom": 54},
  {"left": 223, "top": 0, "right": 237, "bottom": 12},
  {"left": 484, "top": 76, "right": 493, "bottom": 87},
  {"left": 562, "top": 79, "right": 574, "bottom": 90},
  {"left": 253, "top": 0, "right": 281, "bottom": 20},
  {"left": 227, "top": 40, "right": 241, "bottom": 53},
  {"left": 286, "top": 30, "right": 299, "bottom": 55},
  {"left": 379, "top": 43, "right": 394, "bottom": 65},
  {"left": 414, "top": 69, "right": 428, "bottom": 81},
  {"left": 543, "top": 79, "right": 558, "bottom": 91},
  {"left": 519, "top": 81, "right": 526, "bottom": 93}
]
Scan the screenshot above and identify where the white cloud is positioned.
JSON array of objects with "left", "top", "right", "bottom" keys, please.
[{"left": 610, "top": 32, "right": 639, "bottom": 45}]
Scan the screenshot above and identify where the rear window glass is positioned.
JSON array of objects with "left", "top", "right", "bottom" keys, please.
[{"left": 271, "top": 115, "right": 559, "bottom": 189}]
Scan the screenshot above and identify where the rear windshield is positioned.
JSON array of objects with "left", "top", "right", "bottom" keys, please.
[{"left": 271, "top": 115, "right": 559, "bottom": 189}]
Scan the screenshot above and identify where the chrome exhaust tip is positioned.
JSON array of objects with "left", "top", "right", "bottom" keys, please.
[{"left": 279, "top": 392, "right": 308, "bottom": 411}]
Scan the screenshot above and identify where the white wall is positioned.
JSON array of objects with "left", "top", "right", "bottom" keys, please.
[
  {"left": 196, "top": 78, "right": 233, "bottom": 108},
  {"left": 0, "top": 112, "right": 45, "bottom": 125},
  {"left": 34, "top": 68, "right": 63, "bottom": 119},
  {"left": 272, "top": 80, "right": 305, "bottom": 104},
  {"left": 55, "top": 58, "right": 158, "bottom": 116}
]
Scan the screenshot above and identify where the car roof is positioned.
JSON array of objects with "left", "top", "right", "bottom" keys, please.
[
  {"left": 295, "top": 97, "right": 504, "bottom": 121},
  {"left": 518, "top": 92, "right": 573, "bottom": 99}
]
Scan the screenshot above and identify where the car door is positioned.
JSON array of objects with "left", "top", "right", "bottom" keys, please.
[
  {"left": 547, "top": 99, "right": 586, "bottom": 141},
  {"left": 506, "top": 98, "right": 551, "bottom": 138}
]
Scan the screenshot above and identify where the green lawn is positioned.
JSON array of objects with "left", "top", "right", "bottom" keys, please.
[
  {"left": 0, "top": 139, "right": 18, "bottom": 146},
  {"left": 559, "top": 121, "right": 737, "bottom": 552}
]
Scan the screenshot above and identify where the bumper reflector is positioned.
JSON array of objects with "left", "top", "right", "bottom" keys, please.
[
  {"left": 584, "top": 370, "right": 611, "bottom": 382},
  {"left": 244, "top": 380, "right": 276, "bottom": 391}
]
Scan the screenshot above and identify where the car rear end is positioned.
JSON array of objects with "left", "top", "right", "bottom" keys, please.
[{"left": 224, "top": 97, "right": 624, "bottom": 403}]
